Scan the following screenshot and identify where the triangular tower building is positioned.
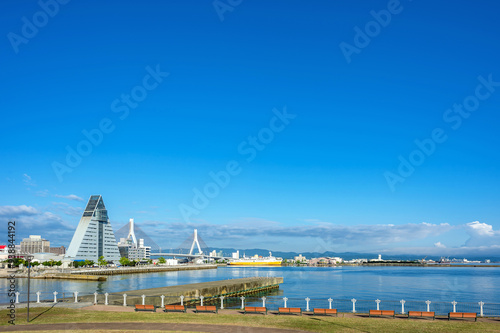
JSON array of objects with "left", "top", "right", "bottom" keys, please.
[{"left": 66, "top": 195, "right": 120, "bottom": 263}]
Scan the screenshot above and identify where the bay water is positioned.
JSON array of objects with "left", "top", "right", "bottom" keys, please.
[{"left": 2, "top": 266, "right": 499, "bottom": 305}]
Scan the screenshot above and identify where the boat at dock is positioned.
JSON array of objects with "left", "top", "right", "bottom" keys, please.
[{"left": 228, "top": 252, "right": 282, "bottom": 266}]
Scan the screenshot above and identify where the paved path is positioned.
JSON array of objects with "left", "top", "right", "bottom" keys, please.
[{"left": 0, "top": 322, "right": 306, "bottom": 333}]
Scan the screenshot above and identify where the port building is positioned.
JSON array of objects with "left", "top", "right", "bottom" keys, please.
[
  {"left": 117, "top": 218, "right": 151, "bottom": 260},
  {"left": 66, "top": 195, "right": 121, "bottom": 263}
]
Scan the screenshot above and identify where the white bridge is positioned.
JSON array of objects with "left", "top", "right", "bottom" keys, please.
[{"left": 152, "top": 229, "right": 231, "bottom": 260}]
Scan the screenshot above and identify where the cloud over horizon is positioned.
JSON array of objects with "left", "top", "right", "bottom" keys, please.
[
  {"left": 132, "top": 219, "right": 500, "bottom": 257},
  {"left": 0, "top": 205, "right": 75, "bottom": 246},
  {"left": 2, "top": 203, "right": 499, "bottom": 257},
  {"left": 139, "top": 219, "right": 456, "bottom": 252}
]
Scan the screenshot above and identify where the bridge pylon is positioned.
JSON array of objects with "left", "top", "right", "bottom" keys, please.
[{"left": 189, "top": 229, "right": 203, "bottom": 255}]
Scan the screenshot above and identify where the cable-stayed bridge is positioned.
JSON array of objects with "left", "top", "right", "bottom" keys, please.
[
  {"left": 116, "top": 221, "right": 230, "bottom": 260},
  {"left": 152, "top": 229, "right": 231, "bottom": 260}
]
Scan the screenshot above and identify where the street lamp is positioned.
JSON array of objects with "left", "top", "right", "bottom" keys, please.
[{"left": 26, "top": 255, "right": 34, "bottom": 323}]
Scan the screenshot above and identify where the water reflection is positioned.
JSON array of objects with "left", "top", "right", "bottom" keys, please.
[{"left": 1, "top": 266, "right": 499, "bottom": 304}]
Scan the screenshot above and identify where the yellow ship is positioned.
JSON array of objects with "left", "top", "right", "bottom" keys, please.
[{"left": 228, "top": 252, "right": 283, "bottom": 266}]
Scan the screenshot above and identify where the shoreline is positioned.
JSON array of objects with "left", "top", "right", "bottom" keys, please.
[{"left": 1, "top": 264, "right": 218, "bottom": 279}]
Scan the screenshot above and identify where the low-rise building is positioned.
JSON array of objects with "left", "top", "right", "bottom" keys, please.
[
  {"left": 20, "top": 235, "right": 50, "bottom": 254},
  {"left": 294, "top": 254, "right": 307, "bottom": 263},
  {"left": 49, "top": 246, "right": 66, "bottom": 255},
  {"left": 118, "top": 238, "right": 151, "bottom": 260}
]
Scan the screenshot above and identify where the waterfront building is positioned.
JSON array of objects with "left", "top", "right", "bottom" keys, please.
[
  {"left": 331, "top": 257, "right": 343, "bottom": 264},
  {"left": 0, "top": 245, "right": 8, "bottom": 260},
  {"left": 49, "top": 245, "right": 66, "bottom": 255},
  {"left": 20, "top": 235, "right": 50, "bottom": 254},
  {"left": 369, "top": 254, "right": 384, "bottom": 262},
  {"left": 308, "top": 257, "right": 342, "bottom": 266},
  {"left": 117, "top": 219, "right": 151, "bottom": 260},
  {"left": 66, "top": 195, "right": 121, "bottom": 263},
  {"left": 128, "top": 238, "right": 151, "bottom": 260},
  {"left": 294, "top": 254, "right": 307, "bottom": 262}
]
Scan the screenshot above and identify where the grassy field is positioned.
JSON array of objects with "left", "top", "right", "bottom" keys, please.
[{"left": 1, "top": 307, "right": 499, "bottom": 332}]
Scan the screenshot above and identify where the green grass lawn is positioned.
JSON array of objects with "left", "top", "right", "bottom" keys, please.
[{"left": 2, "top": 307, "right": 499, "bottom": 332}]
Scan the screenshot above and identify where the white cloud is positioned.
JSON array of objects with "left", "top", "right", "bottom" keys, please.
[
  {"left": 0, "top": 206, "right": 76, "bottom": 246},
  {"left": 52, "top": 202, "right": 83, "bottom": 216},
  {"left": 463, "top": 221, "right": 500, "bottom": 247},
  {"left": 434, "top": 242, "right": 446, "bottom": 248},
  {"left": 35, "top": 190, "right": 49, "bottom": 197},
  {"left": 23, "top": 174, "right": 36, "bottom": 186},
  {"left": 54, "top": 194, "right": 84, "bottom": 202},
  {"left": 0, "top": 205, "right": 38, "bottom": 216},
  {"left": 140, "top": 220, "right": 454, "bottom": 252}
]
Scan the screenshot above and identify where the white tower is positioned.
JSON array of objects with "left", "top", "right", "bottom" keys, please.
[
  {"left": 189, "top": 229, "right": 203, "bottom": 255},
  {"left": 127, "top": 218, "right": 137, "bottom": 245}
]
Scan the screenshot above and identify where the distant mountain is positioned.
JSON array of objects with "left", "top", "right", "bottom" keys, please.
[
  {"left": 151, "top": 247, "right": 499, "bottom": 262},
  {"left": 199, "top": 248, "right": 500, "bottom": 262},
  {"left": 203, "top": 248, "right": 408, "bottom": 260}
]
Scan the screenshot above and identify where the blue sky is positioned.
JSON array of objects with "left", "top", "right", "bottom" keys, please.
[{"left": 1, "top": 0, "right": 500, "bottom": 257}]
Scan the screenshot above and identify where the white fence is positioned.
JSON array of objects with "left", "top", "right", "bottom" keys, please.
[{"left": 10, "top": 291, "right": 500, "bottom": 317}]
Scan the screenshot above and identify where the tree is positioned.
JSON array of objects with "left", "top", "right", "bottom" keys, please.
[
  {"left": 119, "top": 257, "right": 130, "bottom": 266},
  {"left": 98, "top": 256, "right": 107, "bottom": 266},
  {"left": 158, "top": 257, "right": 166, "bottom": 264},
  {"left": 72, "top": 261, "right": 82, "bottom": 268},
  {"left": 13, "top": 258, "right": 25, "bottom": 267},
  {"left": 84, "top": 259, "right": 94, "bottom": 267}
]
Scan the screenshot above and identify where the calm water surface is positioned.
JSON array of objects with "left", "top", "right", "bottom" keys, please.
[{"left": 2, "top": 266, "right": 499, "bottom": 303}]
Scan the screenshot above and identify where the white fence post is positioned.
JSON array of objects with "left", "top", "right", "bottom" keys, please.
[
  {"left": 141, "top": 295, "right": 146, "bottom": 305},
  {"left": 104, "top": 293, "right": 109, "bottom": 305},
  {"left": 328, "top": 298, "right": 333, "bottom": 310},
  {"left": 74, "top": 291, "right": 79, "bottom": 303},
  {"left": 180, "top": 295, "right": 184, "bottom": 306},
  {"left": 161, "top": 295, "right": 165, "bottom": 308},
  {"left": 15, "top": 292, "right": 20, "bottom": 304},
  {"left": 400, "top": 300, "right": 406, "bottom": 314},
  {"left": 425, "top": 300, "right": 431, "bottom": 312},
  {"left": 451, "top": 301, "right": 457, "bottom": 313},
  {"left": 375, "top": 299, "right": 381, "bottom": 310},
  {"left": 36, "top": 291, "right": 41, "bottom": 303},
  {"left": 351, "top": 299, "right": 356, "bottom": 313},
  {"left": 305, "top": 297, "right": 310, "bottom": 312},
  {"left": 479, "top": 301, "right": 484, "bottom": 317},
  {"left": 94, "top": 292, "right": 98, "bottom": 304},
  {"left": 240, "top": 296, "right": 245, "bottom": 310},
  {"left": 123, "top": 294, "right": 127, "bottom": 306},
  {"left": 53, "top": 291, "right": 58, "bottom": 303},
  {"left": 200, "top": 296, "right": 204, "bottom": 306},
  {"left": 220, "top": 296, "right": 224, "bottom": 309},
  {"left": 283, "top": 297, "right": 288, "bottom": 308},
  {"left": 262, "top": 296, "right": 266, "bottom": 308}
]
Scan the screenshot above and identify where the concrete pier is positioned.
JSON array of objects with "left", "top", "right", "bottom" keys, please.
[
  {"left": 86, "top": 277, "right": 283, "bottom": 306},
  {"left": 36, "top": 274, "right": 106, "bottom": 281}
]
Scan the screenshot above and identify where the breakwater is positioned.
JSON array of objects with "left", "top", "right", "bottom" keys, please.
[
  {"left": 84, "top": 277, "right": 283, "bottom": 306},
  {"left": 71, "top": 264, "right": 217, "bottom": 276},
  {"left": 35, "top": 274, "right": 106, "bottom": 281}
]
